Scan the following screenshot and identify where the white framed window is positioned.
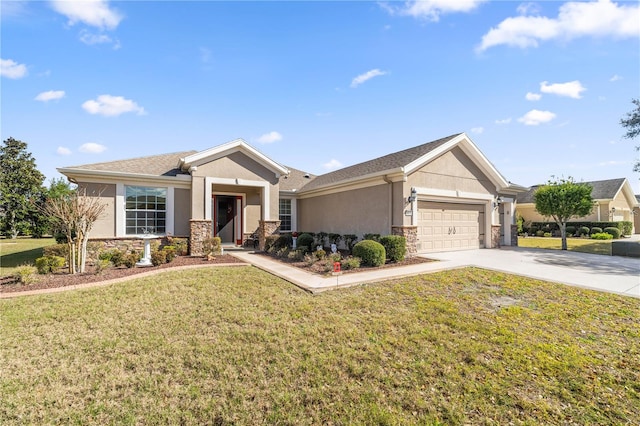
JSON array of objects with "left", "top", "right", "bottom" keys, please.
[
  {"left": 125, "top": 186, "right": 167, "bottom": 235},
  {"left": 279, "top": 198, "right": 292, "bottom": 232}
]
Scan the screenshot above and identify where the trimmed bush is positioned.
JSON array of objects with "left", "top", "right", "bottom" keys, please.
[
  {"left": 13, "top": 265, "right": 38, "bottom": 285},
  {"left": 591, "top": 233, "right": 613, "bottom": 240},
  {"left": 327, "top": 252, "right": 342, "bottom": 263},
  {"left": 274, "top": 234, "right": 293, "bottom": 250},
  {"left": 43, "top": 243, "right": 69, "bottom": 259},
  {"left": 590, "top": 227, "right": 603, "bottom": 234},
  {"left": 352, "top": 240, "right": 386, "bottom": 267},
  {"left": 314, "top": 249, "right": 326, "bottom": 260},
  {"left": 166, "top": 236, "right": 189, "bottom": 256},
  {"left": 296, "top": 233, "right": 314, "bottom": 252},
  {"left": 565, "top": 226, "right": 576, "bottom": 236},
  {"left": 578, "top": 227, "right": 590, "bottom": 236},
  {"left": 543, "top": 232, "right": 552, "bottom": 238},
  {"left": 341, "top": 256, "right": 361, "bottom": 270},
  {"left": 535, "top": 230, "right": 545, "bottom": 237},
  {"left": 35, "top": 256, "right": 65, "bottom": 274},
  {"left": 379, "top": 235, "right": 407, "bottom": 262},
  {"left": 95, "top": 259, "right": 111, "bottom": 274},
  {"left": 362, "top": 233, "right": 381, "bottom": 242},
  {"left": 99, "top": 248, "right": 125, "bottom": 267},
  {"left": 603, "top": 227, "right": 621, "bottom": 239},
  {"left": 151, "top": 250, "right": 167, "bottom": 266},
  {"left": 162, "top": 246, "right": 176, "bottom": 262},
  {"left": 620, "top": 221, "right": 632, "bottom": 236},
  {"left": 123, "top": 252, "right": 140, "bottom": 268}
]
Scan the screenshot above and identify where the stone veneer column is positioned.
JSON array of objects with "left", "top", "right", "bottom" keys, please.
[
  {"left": 392, "top": 225, "right": 418, "bottom": 258},
  {"left": 491, "top": 225, "right": 501, "bottom": 249},
  {"left": 190, "top": 220, "right": 212, "bottom": 256},
  {"left": 258, "top": 220, "right": 281, "bottom": 251},
  {"left": 510, "top": 225, "right": 518, "bottom": 246}
]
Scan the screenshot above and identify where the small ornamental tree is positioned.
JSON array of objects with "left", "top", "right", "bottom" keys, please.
[
  {"left": 620, "top": 98, "right": 640, "bottom": 172},
  {"left": 533, "top": 177, "right": 594, "bottom": 250}
]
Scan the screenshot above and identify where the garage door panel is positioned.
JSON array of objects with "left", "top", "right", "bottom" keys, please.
[{"left": 417, "top": 201, "right": 485, "bottom": 253}]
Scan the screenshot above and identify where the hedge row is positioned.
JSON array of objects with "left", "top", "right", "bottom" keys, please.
[{"left": 527, "top": 221, "right": 632, "bottom": 236}]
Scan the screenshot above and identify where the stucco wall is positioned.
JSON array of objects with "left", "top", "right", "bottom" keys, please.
[
  {"left": 174, "top": 188, "right": 191, "bottom": 236},
  {"left": 408, "top": 147, "right": 495, "bottom": 196},
  {"left": 78, "top": 182, "right": 116, "bottom": 238},
  {"left": 297, "top": 184, "right": 391, "bottom": 237}
]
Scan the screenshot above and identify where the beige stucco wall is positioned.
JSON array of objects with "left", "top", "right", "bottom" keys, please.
[
  {"left": 297, "top": 184, "right": 391, "bottom": 237},
  {"left": 408, "top": 147, "right": 495, "bottom": 196},
  {"left": 190, "top": 152, "right": 280, "bottom": 222},
  {"left": 174, "top": 188, "right": 191, "bottom": 236},
  {"left": 609, "top": 189, "right": 633, "bottom": 222},
  {"left": 78, "top": 182, "right": 116, "bottom": 238}
]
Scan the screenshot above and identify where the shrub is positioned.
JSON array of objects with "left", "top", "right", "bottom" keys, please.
[
  {"left": 264, "top": 235, "right": 279, "bottom": 252},
  {"left": 167, "top": 236, "right": 189, "bottom": 255},
  {"left": 203, "top": 237, "right": 222, "bottom": 257},
  {"left": 314, "top": 249, "right": 326, "bottom": 260},
  {"left": 619, "top": 221, "right": 632, "bottom": 236},
  {"left": 327, "top": 233, "right": 342, "bottom": 246},
  {"left": 287, "top": 249, "right": 305, "bottom": 261},
  {"left": 341, "top": 256, "right": 361, "bottom": 270},
  {"left": 343, "top": 234, "right": 358, "bottom": 252},
  {"left": 43, "top": 243, "right": 69, "bottom": 260},
  {"left": 379, "top": 235, "right": 407, "bottom": 262},
  {"left": 276, "top": 247, "right": 289, "bottom": 258},
  {"left": 590, "top": 227, "right": 603, "bottom": 234},
  {"left": 274, "top": 234, "right": 293, "bottom": 250},
  {"left": 535, "top": 230, "right": 545, "bottom": 237},
  {"left": 123, "top": 252, "right": 140, "bottom": 268},
  {"left": 316, "top": 232, "right": 328, "bottom": 247},
  {"left": 565, "top": 225, "right": 576, "bottom": 236},
  {"left": 296, "top": 233, "right": 315, "bottom": 252},
  {"left": 303, "top": 253, "right": 316, "bottom": 266},
  {"left": 352, "top": 240, "right": 385, "bottom": 267},
  {"left": 35, "top": 256, "right": 65, "bottom": 274},
  {"left": 591, "top": 233, "right": 613, "bottom": 240},
  {"left": 99, "top": 248, "right": 126, "bottom": 267},
  {"left": 327, "top": 252, "right": 342, "bottom": 263},
  {"left": 362, "top": 233, "right": 381, "bottom": 242},
  {"left": 13, "top": 265, "right": 38, "bottom": 285},
  {"left": 543, "top": 232, "right": 552, "bottom": 238},
  {"left": 163, "top": 246, "right": 176, "bottom": 262},
  {"left": 578, "top": 226, "right": 590, "bottom": 236},
  {"left": 603, "top": 227, "right": 621, "bottom": 239},
  {"left": 151, "top": 250, "right": 167, "bottom": 266},
  {"left": 95, "top": 259, "right": 111, "bottom": 274}
]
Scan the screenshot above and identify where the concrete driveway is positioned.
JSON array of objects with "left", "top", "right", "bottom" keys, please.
[{"left": 428, "top": 247, "right": 640, "bottom": 298}]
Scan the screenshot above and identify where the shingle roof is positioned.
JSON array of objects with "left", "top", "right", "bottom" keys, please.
[
  {"left": 297, "top": 134, "right": 461, "bottom": 193},
  {"left": 517, "top": 178, "right": 627, "bottom": 203},
  {"left": 61, "top": 151, "right": 197, "bottom": 177},
  {"left": 279, "top": 167, "right": 316, "bottom": 191}
]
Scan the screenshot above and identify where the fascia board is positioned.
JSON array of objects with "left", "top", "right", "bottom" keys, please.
[
  {"left": 57, "top": 168, "right": 192, "bottom": 188},
  {"left": 181, "top": 138, "right": 289, "bottom": 176},
  {"left": 298, "top": 169, "right": 405, "bottom": 195},
  {"left": 297, "top": 172, "right": 403, "bottom": 199}
]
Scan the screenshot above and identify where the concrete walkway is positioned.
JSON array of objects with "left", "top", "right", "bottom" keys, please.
[{"left": 230, "top": 248, "right": 640, "bottom": 298}]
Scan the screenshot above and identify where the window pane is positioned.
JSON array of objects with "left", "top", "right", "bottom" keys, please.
[{"left": 125, "top": 185, "right": 168, "bottom": 235}]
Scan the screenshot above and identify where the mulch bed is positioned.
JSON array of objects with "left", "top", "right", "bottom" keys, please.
[
  {"left": 0, "top": 255, "right": 245, "bottom": 294},
  {"left": 256, "top": 251, "right": 433, "bottom": 275}
]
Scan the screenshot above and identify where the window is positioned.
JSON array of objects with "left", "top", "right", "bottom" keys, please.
[
  {"left": 125, "top": 186, "right": 166, "bottom": 235},
  {"left": 279, "top": 199, "right": 291, "bottom": 232}
]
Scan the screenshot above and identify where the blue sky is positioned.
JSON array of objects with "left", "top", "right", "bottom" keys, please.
[{"left": 2, "top": 0, "right": 639, "bottom": 191}]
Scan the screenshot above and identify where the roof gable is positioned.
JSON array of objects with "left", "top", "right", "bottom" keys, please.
[
  {"left": 179, "top": 138, "right": 289, "bottom": 178},
  {"left": 517, "top": 178, "right": 638, "bottom": 206},
  {"left": 298, "top": 133, "right": 509, "bottom": 193}
]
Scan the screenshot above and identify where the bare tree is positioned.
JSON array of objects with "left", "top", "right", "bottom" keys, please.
[{"left": 43, "top": 187, "right": 106, "bottom": 273}]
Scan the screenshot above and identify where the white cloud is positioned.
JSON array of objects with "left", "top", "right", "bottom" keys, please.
[
  {"left": 1, "top": 58, "right": 28, "bottom": 79},
  {"left": 82, "top": 94, "right": 146, "bottom": 116},
  {"left": 471, "top": 127, "right": 484, "bottom": 134},
  {"left": 256, "top": 131, "right": 283, "bottom": 144},
  {"left": 322, "top": 159, "right": 343, "bottom": 171},
  {"left": 79, "top": 142, "right": 107, "bottom": 153},
  {"left": 383, "top": 0, "right": 487, "bottom": 22},
  {"left": 525, "top": 92, "right": 542, "bottom": 101},
  {"left": 495, "top": 117, "right": 512, "bottom": 125},
  {"left": 517, "top": 2, "right": 541, "bottom": 16},
  {"left": 57, "top": 146, "right": 72, "bottom": 155},
  {"left": 79, "top": 29, "right": 113, "bottom": 45},
  {"left": 609, "top": 74, "right": 622, "bottom": 82},
  {"left": 35, "top": 90, "right": 65, "bottom": 102},
  {"left": 540, "top": 80, "right": 586, "bottom": 99},
  {"left": 518, "top": 109, "right": 557, "bottom": 126},
  {"left": 350, "top": 69, "right": 387, "bottom": 88},
  {"left": 50, "top": 0, "right": 123, "bottom": 30},
  {"left": 478, "top": 0, "right": 640, "bottom": 51}
]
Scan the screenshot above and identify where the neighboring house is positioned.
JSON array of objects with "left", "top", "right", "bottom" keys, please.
[
  {"left": 58, "top": 133, "right": 524, "bottom": 255},
  {"left": 635, "top": 195, "right": 640, "bottom": 234},
  {"left": 516, "top": 178, "right": 639, "bottom": 233}
]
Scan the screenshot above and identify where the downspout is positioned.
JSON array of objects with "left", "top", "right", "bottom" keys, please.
[{"left": 383, "top": 175, "right": 393, "bottom": 232}]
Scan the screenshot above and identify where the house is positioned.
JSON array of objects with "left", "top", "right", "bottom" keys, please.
[
  {"left": 58, "top": 133, "right": 524, "bottom": 255},
  {"left": 516, "top": 178, "right": 639, "bottom": 233}
]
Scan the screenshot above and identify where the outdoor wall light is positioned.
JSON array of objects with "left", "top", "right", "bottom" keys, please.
[
  {"left": 407, "top": 188, "right": 417, "bottom": 203},
  {"left": 493, "top": 196, "right": 504, "bottom": 209}
]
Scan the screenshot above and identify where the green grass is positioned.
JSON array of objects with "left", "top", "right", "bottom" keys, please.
[
  {"left": 0, "top": 238, "right": 56, "bottom": 276},
  {"left": 1, "top": 266, "right": 638, "bottom": 425},
  {"left": 518, "top": 236, "right": 613, "bottom": 255}
]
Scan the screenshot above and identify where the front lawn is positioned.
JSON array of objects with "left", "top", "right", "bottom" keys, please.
[
  {"left": 518, "top": 236, "right": 613, "bottom": 255},
  {"left": 1, "top": 267, "right": 638, "bottom": 424},
  {"left": 0, "top": 238, "right": 56, "bottom": 276}
]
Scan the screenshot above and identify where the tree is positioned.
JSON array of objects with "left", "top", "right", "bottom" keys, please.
[
  {"left": 620, "top": 98, "right": 640, "bottom": 172},
  {"left": 0, "top": 137, "right": 46, "bottom": 238},
  {"left": 534, "top": 177, "right": 594, "bottom": 250},
  {"left": 43, "top": 188, "right": 106, "bottom": 273}
]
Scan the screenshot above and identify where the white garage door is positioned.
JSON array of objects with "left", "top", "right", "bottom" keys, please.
[{"left": 417, "top": 201, "right": 485, "bottom": 253}]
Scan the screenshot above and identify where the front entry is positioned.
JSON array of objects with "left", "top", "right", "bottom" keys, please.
[{"left": 213, "top": 195, "right": 243, "bottom": 245}]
